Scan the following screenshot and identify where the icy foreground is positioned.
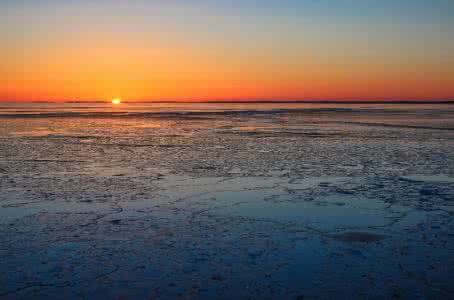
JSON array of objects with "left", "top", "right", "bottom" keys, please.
[{"left": 1, "top": 106, "right": 454, "bottom": 299}]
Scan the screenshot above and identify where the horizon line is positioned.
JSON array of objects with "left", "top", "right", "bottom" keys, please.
[
  {"left": 2, "top": 100, "right": 454, "bottom": 104},
  {"left": 0, "top": 100, "right": 454, "bottom": 104}
]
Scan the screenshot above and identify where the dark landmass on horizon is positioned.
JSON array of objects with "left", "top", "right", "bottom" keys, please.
[{"left": 2, "top": 100, "right": 454, "bottom": 104}]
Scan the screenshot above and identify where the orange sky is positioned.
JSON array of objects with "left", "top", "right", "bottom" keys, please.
[{"left": 2, "top": 1, "right": 454, "bottom": 102}]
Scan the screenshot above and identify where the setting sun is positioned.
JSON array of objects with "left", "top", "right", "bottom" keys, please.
[{"left": 112, "top": 98, "right": 121, "bottom": 105}]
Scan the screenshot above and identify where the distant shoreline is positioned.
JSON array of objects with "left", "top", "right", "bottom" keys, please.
[{"left": 1, "top": 100, "right": 454, "bottom": 104}]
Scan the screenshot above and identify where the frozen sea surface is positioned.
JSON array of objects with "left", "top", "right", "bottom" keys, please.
[{"left": 1, "top": 103, "right": 454, "bottom": 299}]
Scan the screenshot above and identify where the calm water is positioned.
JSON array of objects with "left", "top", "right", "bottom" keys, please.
[
  {"left": 1, "top": 102, "right": 453, "bottom": 299},
  {"left": 1, "top": 101, "right": 454, "bottom": 115}
]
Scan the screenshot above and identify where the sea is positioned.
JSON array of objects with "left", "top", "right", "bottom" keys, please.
[{"left": 1, "top": 102, "right": 453, "bottom": 299}]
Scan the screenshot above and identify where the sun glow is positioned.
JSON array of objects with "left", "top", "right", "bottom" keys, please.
[{"left": 112, "top": 98, "right": 121, "bottom": 105}]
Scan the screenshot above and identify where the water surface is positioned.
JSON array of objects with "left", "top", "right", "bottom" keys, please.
[{"left": 1, "top": 103, "right": 453, "bottom": 299}]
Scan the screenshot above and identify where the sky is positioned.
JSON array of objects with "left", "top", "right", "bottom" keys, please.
[{"left": 1, "top": 0, "right": 454, "bottom": 102}]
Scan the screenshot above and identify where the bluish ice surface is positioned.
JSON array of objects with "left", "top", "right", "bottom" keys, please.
[{"left": 0, "top": 103, "right": 453, "bottom": 299}]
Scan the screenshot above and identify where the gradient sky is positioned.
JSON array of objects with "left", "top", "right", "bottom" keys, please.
[{"left": 2, "top": 0, "right": 454, "bottom": 102}]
